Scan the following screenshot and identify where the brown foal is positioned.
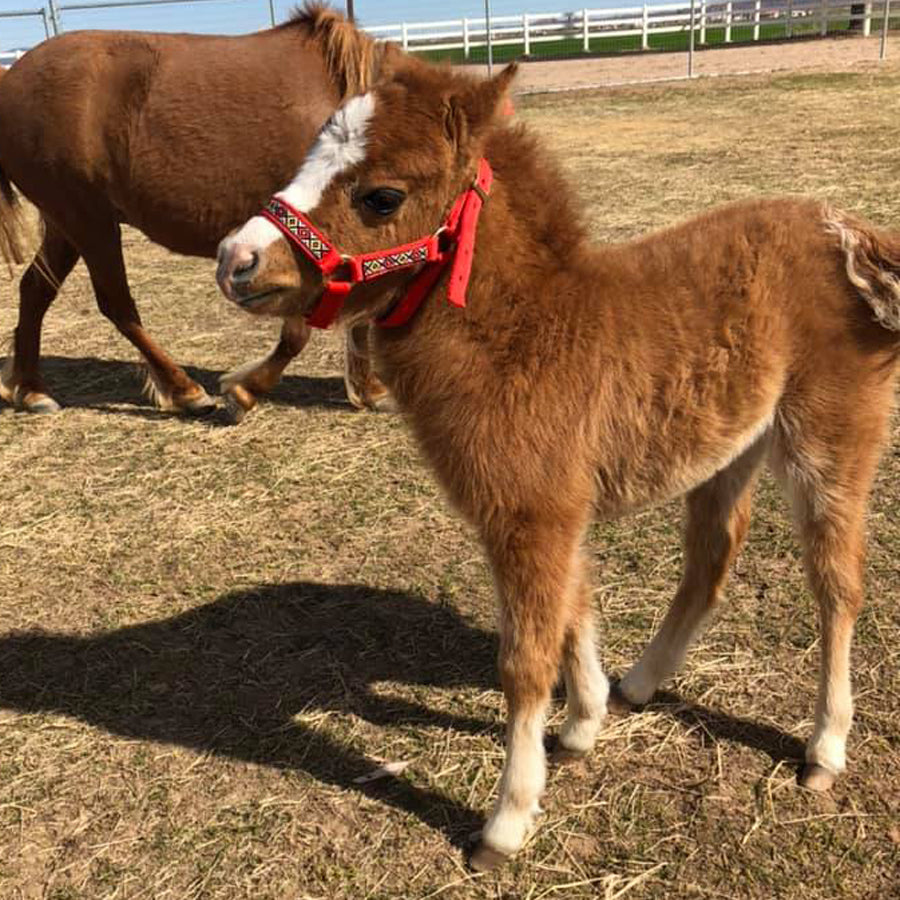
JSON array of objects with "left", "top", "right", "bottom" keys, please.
[
  {"left": 216, "top": 61, "right": 900, "bottom": 868},
  {"left": 0, "top": 4, "right": 392, "bottom": 418}
]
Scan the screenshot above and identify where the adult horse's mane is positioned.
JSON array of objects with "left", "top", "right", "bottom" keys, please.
[{"left": 285, "top": 3, "right": 387, "bottom": 98}]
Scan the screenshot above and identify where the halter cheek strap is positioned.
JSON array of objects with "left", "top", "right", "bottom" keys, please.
[{"left": 260, "top": 158, "right": 493, "bottom": 330}]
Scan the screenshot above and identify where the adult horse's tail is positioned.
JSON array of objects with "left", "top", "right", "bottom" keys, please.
[
  {"left": 827, "top": 207, "right": 900, "bottom": 331},
  {"left": 0, "top": 69, "right": 26, "bottom": 272},
  {"left": 0, "top": 164, "right": 25, "bottom": 272}
]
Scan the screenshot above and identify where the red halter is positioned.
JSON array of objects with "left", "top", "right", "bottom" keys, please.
[{"left": 260, "top": 159, "right": 493, "bottom": 329}]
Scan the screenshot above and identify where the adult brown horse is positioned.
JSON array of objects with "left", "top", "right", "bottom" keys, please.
[{"left": 0, "top": 3, "right": 392, "bottom": 417}]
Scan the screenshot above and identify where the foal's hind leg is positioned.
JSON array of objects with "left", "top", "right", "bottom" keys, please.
[
  {"left": 472, "top": 519, "right": 587, "bottom": 870},
  {"left": 776, "top": 440, "right": 885, "bottom": 791},
  {"left": 220, "top": 314, "right": 312, "bottom": 423},
  {"left": 0, "top": 219, "right": 79, "bottom": 412},
  {"left": 617, "top": 436, "right": 767, "bottom": 708},
  {"left": 80, "top": 221, "right": 214, "bottom": 414}
]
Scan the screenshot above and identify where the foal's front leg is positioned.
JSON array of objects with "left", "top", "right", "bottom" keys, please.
[{"left": 472, "top": 521, "right": 589, "bottom": 871}]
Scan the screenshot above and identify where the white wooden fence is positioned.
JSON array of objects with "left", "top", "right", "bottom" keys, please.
[
  {"left": 365, "top": 1, "right": 889, "bottom": 56},
  {"left": 0, "top": 0, "right": 893, "bottom": 67}
]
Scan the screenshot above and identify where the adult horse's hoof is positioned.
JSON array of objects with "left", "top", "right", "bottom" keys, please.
[
  {"left": 177, "top": 388, "right": 217, "bottom": 417},
  {"left": 469, "top": 842, "right": 511, "bottom": 872},
  {"left": 799, "top": 763, "right": 837, "bottom": 792},
  {"left": 22, "top": 392, "right": 62, "bottom": 414},
  {"left": 0, "top": 381, "right": 61, "bottom": 414},
  {"left": 222, "top": 388, "right": 255, "bottom": 425}
]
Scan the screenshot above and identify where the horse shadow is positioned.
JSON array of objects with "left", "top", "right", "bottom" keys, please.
[
  {"left": 0, "top": 581, "right": 805, "bottom": 846},
  {"left": 35, "top": 356, "right": 351, "bottom": 417}
]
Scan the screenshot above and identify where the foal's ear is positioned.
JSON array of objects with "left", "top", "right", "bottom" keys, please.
[{"left": 443, "top": 62, "right": 518, "bottom": 149}]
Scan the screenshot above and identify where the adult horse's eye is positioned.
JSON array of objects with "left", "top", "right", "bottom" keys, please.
[{"left": 362, "top": 188, "right": 406, "bottom": 217}]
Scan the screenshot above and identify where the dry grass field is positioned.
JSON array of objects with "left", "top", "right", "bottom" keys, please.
[{"left": 2, "top": 63, "right": 900, "bottom": 899}]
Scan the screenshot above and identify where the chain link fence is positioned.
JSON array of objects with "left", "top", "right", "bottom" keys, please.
[{"left": 1, "top": 0, "right": 896, "bottom": 88}]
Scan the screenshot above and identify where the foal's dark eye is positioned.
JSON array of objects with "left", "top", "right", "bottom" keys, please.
[{"left": 362, "top": 188, "right": 406, "bottom": 217}]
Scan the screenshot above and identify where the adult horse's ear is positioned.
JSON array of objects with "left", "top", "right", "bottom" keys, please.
[{"left": 444, "top": 62, "right": 518, "bottom": 149}]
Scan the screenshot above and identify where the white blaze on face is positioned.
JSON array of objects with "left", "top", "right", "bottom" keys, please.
[{"left": 226, "top": 92, "right": 376, "bottom": 252}]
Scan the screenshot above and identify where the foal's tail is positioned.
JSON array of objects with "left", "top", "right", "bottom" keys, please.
[
  {"left": 0, "top": 162, "right": 25, "bottom": 273},
  {"left": 826, "top": 207, "right": 900, "bottom": 331}
]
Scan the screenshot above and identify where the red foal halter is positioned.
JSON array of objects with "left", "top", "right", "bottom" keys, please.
[{"left": 260, "top": 158, "right": 493, "bottom": 329}]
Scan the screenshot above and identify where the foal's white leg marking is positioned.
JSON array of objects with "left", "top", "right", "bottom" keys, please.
[
  {"left": 618, "top": 602, "right": 710, "bottom": 706},
  {"left": 221, "top": 93, "right": 376, "bottom": 252},
  {"left": 481, "top": 709, "right": 546, "bottom": 856},
  {"left": 560, "top": 619, "right": 609, "bottom": 753},
  {"left": 807, "top": 625, "right": 853, "bottom": 774}
]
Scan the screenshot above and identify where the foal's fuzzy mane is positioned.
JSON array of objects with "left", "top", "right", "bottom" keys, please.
[
  {"left": 284, "top": 2, "right": 384, "bottom": 99},
  {"left": 385, "top": 60, "right": 590, "bottom": 265},
  {"left": 486, "top": 122, "right": 589, "bottom": 265}
]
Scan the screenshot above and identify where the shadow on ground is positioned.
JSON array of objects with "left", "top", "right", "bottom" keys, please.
[
  {"left": 29, "top": 356, "right": 351, "bottom": 414},
  {"left": 0, "top": 582, "right": 498, "bottom": 845},
  {"left": 0, "top": 581, "right": 806, "bottom": 843}
]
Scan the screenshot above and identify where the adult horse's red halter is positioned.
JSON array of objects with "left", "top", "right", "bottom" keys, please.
[{"left": 260, "top": 158, "right": 493, "bottom": 329}]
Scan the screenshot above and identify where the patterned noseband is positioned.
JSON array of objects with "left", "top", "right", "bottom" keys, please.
[{"left": 260, "top": 158, "right": 493, "bottom": 329}]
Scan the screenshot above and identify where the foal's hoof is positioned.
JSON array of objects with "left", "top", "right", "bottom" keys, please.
[
  {"left": 469, "top": 842, "right": 511, "bottom": 872},
  {"left": 545, "top": 734, "right": 588, "bottom": 766},
  {"left": 799, "top": 763, "right": 837, "bottom": 793},
  {"left": 607, "top": 682, "right": 637, "bottom": 717}
]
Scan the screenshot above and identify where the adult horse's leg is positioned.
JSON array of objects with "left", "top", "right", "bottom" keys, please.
[
  {"left": 221, "top": 319, "right": 392, "bottom": 421},
  {"left": 81, "top": 219, "right": 215, "bottom": 414},
  {"left": 345, "top": 322, "right": 394, "bottom": 411},
  {"left": 615, "top": 434, "right": 768, "bottom": 709},
  {"left": 0, "top": 219, "right": 79, "bottom": 412},
  {"left": 471, "top": 516, "right": 587, "bottom": 870},
  {"left": 220, "top": 314, "right": 312, "bottom": 422}
]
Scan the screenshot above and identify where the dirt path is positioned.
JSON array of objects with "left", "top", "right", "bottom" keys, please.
[{"left": 502, "top": 33, "right": 891, "bottom": 92}]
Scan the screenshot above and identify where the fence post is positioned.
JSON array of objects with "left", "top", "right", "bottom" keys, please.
[
  {"left": 485, "top": 0, "right": 493, "bottom": 77},
  {"left": 267, "top": 0, "right": 276, "bottom": 28},
  {"left": 582, "top": 8, "right": 590, "bottom": 51},
  {"left": 642, "top": 4, "right": 649, "bottom": 49},
  {"left": 700, "top": 0, "right": 707, "bottom": 44},
  {"left": 463, "top": 17, "right": 470, "bottom": 58},
  {"left": 754, "top": 0, "right": 761, "bottom": 39},
  {"left": 821, "top": 0, "right": 828, "bottom": 35},
  {"left": 725, "top": 0, "right": 733, "bottom": 40},
  {"left": 523, "top": 13, "right": 530, "bottom": 55},
  {"left": 47, "top": 0, "right": 61, "bottom": 34},
  {"left": 786, "top": 0, "right": 793, "bottom": 37},
  {"left": 40, "top": 5, "right": 52, "bottom": 39},
  {"left": 688, "top": 0, "right": 696, "bottom": 76},
  {"left": 863, "top": 2, "right": 872, "bottom": 35},
  {"left": 401, "top": 21, "right": 408, "bottom": 51},
  {"left": 881, "top": 0, "right": 890, "bottom": 59}
]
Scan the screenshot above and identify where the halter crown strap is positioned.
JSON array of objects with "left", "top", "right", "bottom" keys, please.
[{"left": 260, "top": 158, "right": 493, "bottom": 330}]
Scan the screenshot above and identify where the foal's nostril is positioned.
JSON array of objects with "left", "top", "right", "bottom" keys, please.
[{"left": 232, "top": 250, "right": 259, "bottom": 281}]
